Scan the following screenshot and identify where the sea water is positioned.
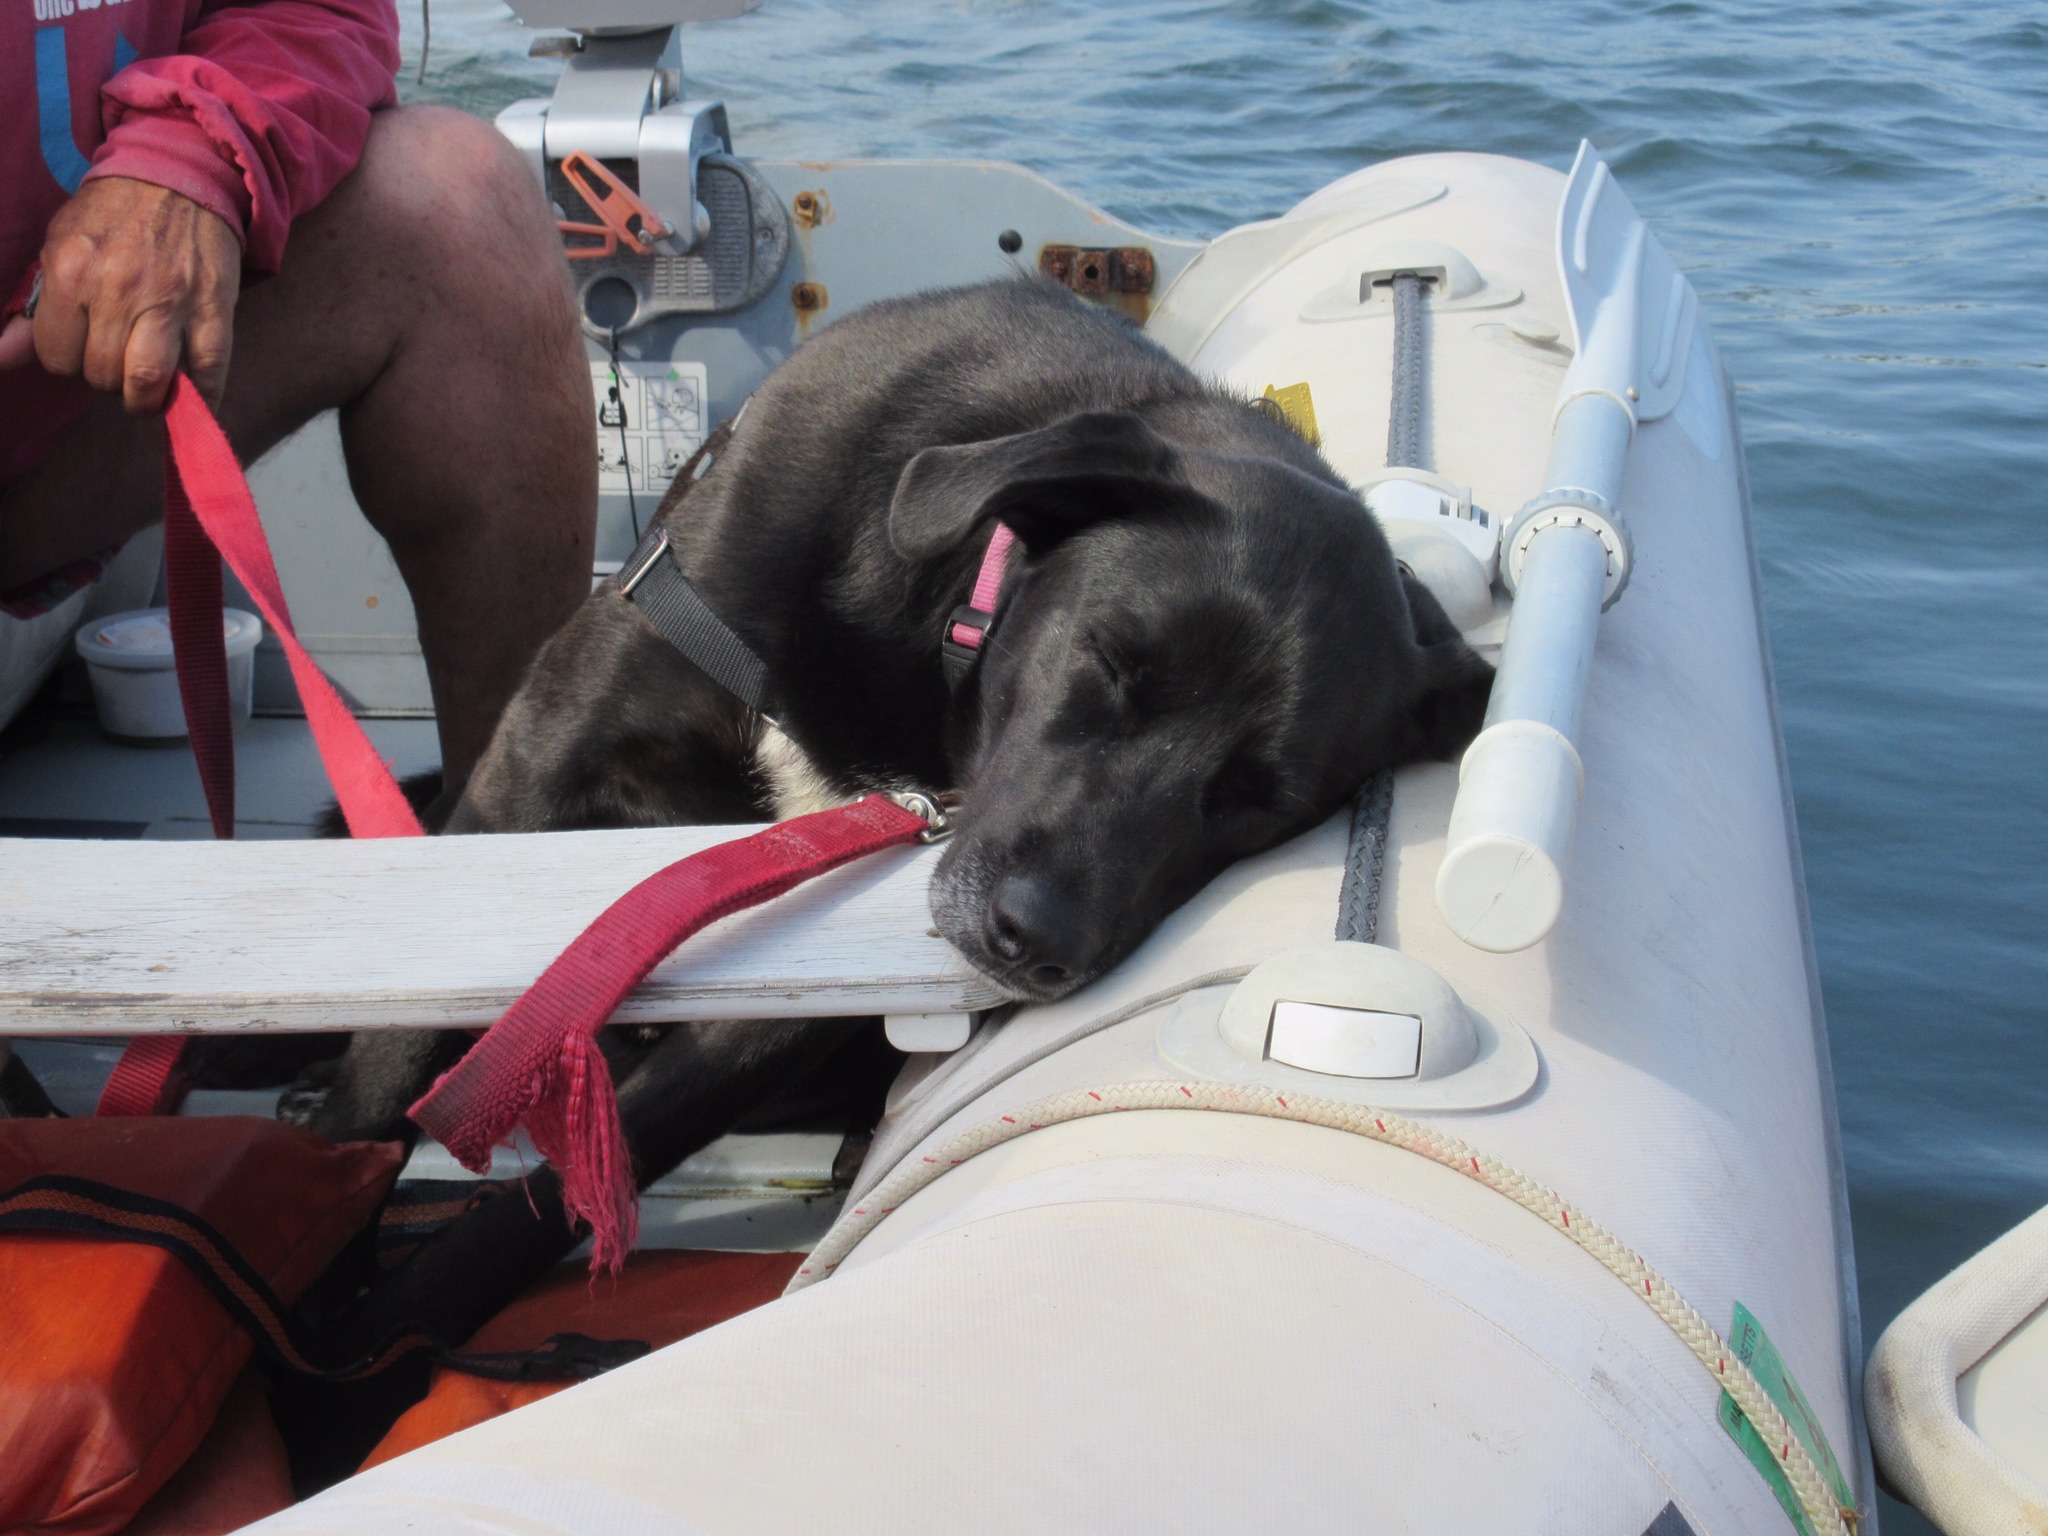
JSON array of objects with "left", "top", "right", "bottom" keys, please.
[{"left": 401, "top": 4, "right": 2047, "bottom": 1526}]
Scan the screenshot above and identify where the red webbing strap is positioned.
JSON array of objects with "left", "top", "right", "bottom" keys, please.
[
  {"left": 165, "top": 470, "right": 236, "bottom": 840},
  {"left": 98, "top": 376, "right": 426, "bottom": 1117},
  {"left": 162, "top": 375, "right": 425, "bottom": 842},
  {"left": 410, "top": 794, "right": 929, "bottom": 1273},
  {"left": 95, "top": 1035, "right": 193, "bottom": 1117}
]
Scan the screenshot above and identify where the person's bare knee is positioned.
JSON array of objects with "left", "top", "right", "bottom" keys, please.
[
  {"left": 324, "top": 109, "right": 590, "bottom": 561},
  {"left": 222, "top": 107, "right": 575, "bottom": 444},
  {"left": 323, "top": 107, "right": 569, "bottom": 332},
  {"left": 292, "top": 107, "right": 593, "bottom": 781}
]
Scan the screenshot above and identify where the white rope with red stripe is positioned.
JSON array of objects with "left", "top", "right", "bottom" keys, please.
[{"left": 790, "top": 1079, "right": 1853, "bottom": 1536}]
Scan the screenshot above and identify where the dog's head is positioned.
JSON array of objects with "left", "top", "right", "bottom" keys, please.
[{"left": 891, "top": 409, "right": 1493, "bottom": 1001}]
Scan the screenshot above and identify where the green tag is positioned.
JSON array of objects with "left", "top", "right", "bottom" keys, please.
[{"left": 1716, "top": 1302, "right": 1854, "bottom": 1535}]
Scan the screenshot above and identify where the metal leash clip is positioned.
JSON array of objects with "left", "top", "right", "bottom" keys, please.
[{"left": 881, "top": 789, "right": 959, "bottom": 844}]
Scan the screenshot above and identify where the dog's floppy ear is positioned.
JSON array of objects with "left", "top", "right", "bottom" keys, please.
[
  {"left": 1400, "top": 569, "right": 1495, "bottom": 760},
  {"left": 889, "top": 410, "right": 1181, "bottom": 559}
]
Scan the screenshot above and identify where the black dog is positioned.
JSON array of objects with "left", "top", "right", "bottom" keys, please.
[{"left": 287, "top": 278, "right": 1490, "bottom": 1153}]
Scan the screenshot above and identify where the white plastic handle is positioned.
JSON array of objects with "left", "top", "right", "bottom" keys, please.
[{"left": 1436, "top": 524, "right": 1606, "bottom": 951}]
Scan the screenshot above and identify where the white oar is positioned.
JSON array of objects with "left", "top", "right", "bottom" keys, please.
[{"left": 1435, "top": 143, "right": 1698, "bottom": 952}]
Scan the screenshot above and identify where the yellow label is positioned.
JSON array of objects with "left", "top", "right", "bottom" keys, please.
[{"left": 1261, "top": 382, "right": 1321, "bottom": 446}]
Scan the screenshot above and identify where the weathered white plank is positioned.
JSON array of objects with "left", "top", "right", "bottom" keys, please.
[{"left": 0, "top": 826, "right": 1008, "bottom": 1035}]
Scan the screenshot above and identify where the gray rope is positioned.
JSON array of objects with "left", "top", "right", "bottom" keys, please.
[
  {"left": 1335, "top": 769, "right": 1394, "bottom": 944},
  {"left": 1386, "top": 272, "right": 1427, "bottom": 470}
]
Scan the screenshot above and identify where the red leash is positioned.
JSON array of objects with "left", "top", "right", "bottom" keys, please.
[
  {"left": 100, "top": 376, "right": 425, "bottom": 1115},
  {"left": 95, "top": 1035, "right": 194, "bottom": 1117},
  {"left": 410, "top": 793, "right": 935, "bottom": 1271},
  {"left": 160, "top": 376, "right": 426, "bottom": 843},
  {"left": 92, "top": 377, "right": 947, "bottom": 1278}
]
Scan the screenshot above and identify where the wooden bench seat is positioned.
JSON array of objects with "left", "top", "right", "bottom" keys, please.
[{"left": 0, "top": 826, "right": 1006, "bottom": 1036}]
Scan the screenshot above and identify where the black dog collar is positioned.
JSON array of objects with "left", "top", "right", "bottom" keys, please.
[
  {"left": 615, "top": 418, "right": 1012, "bottom": 714},
  {"left": 618, "top": 525, "right": 777, "bottom": 721}
]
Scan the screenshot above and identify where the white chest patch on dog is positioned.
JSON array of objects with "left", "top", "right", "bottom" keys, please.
[{"left": 755, "top": 722, "right": 852, "bottom": 820}]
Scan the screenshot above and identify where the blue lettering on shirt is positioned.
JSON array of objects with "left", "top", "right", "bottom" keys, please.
[
  {"left": 34, "top": 26, "right": 94, "bottom": 193},
  {"left": 34, "top": 22, "right": 140, "bottom": 195}
]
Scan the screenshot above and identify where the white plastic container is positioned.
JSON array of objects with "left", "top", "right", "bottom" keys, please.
[{"left": 74, "top": 607, "right": 263, "bottom": 743}]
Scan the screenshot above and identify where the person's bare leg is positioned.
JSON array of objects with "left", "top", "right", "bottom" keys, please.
[
  {"left": 0, "top": 106, "right": 595, "bottom": 782},
  {"left": 0, "top": 394, "right": 165, "bottom": 583},
  {"left": 230, "top": 107, "right": 596, "bottom": 778}
]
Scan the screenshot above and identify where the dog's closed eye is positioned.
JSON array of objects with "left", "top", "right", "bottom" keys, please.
[
  {"left": 1084, "top": 634, "right": 1132, "bottom": 689},
  {"left": 1081, "top": 631, "right": 1158, "bottom": 705}
]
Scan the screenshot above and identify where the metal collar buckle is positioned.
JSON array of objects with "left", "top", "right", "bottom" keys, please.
[
  {"left": 882, "top": 789, "right": 959, "bottom": 843},
  {"left": 618, "top": 527, "right": 672, "bottom": 597}
]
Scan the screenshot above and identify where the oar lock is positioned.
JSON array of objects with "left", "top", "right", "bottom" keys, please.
[{"left": 1503, "top": 489, "right": 1634, "bottom": 609}]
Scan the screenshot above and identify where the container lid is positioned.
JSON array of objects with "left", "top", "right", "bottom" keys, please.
[{"left": 76, "top": 607, "right": 263, "bottom": 670}]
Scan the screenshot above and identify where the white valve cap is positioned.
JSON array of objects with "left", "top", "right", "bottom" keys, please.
[
  {"left": 1435, "top": 721, "right": 1583, "bottom": 952},
  {"left": 1386, "top": 525, "right": 1493, "bottom": 633}
]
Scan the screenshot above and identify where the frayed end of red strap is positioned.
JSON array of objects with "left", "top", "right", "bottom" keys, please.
[
  {"left": 408, "top": 1063, "right": 501, "bottom": 1177},
  {"left": 406, "top": 801, "right": 933, "bottom": 1273},
  {"left": 526, "top": 1032, "right": 639, "bottom": 1275},
  {"left": 410, "top": 1032, "right": 640, "bottom": 1272}
]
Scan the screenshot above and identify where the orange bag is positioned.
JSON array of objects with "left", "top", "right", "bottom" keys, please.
[
  {"left": 122, "top": 1372, "right": 296, "bottom": 1536},
  {"left": 363, "top": 1249, "right": 801, "bottom": 1468},
  {"left": 0, "top": 1117, "right": 402, "bottom": 1536}
]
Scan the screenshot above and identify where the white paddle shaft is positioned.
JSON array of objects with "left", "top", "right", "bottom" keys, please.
[
  {"left": 1433, "top": 143, "right": 1689, "bottom": 954},
  {"left": 1436, "top": 391, "right": 1633, "bottom": 953}
]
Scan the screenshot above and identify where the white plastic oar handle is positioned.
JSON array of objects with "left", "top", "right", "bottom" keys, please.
[
  {"left": 1436, "top": 517, "right": 1609, "bottom": 952},
  {"left": 1433, "top": 140, "right": 1685, "bottom": 953}
]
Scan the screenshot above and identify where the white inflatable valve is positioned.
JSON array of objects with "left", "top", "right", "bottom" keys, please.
[
  {"left": 1363, "top": 469, "right": 1498, "bottom": 634},
  {"left": 1436, "top": 142, "right": 1696, "bottom": 952},
  {"left": 1217, "top": 943, "right": 1481, "bottom": 1081},
  {"left": 1159, "top": 941, "right": 1541, "bottom": 1110}
]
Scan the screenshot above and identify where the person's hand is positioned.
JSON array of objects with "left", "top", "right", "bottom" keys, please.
[{"left": 0, "top": 177, "right": 240, "bottom": 414}]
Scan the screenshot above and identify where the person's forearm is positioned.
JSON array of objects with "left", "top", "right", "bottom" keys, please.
[
  {"left": 91, "top": 0, "right": 400, "bottom": 269},
  {"left": 0, "top": 0, "right": 400, "bottom": 409}
]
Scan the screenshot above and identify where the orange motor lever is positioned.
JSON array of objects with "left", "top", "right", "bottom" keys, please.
[
  {"left": 556, "top": 150, "right": 675, "bottom": 260},
  {"left": 557, "top": 220, "right": 618, "bottom": 260}
]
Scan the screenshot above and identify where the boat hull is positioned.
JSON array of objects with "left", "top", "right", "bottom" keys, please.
[{"left": 244, "top": 153, "right": 1861, "bottom": 1536}]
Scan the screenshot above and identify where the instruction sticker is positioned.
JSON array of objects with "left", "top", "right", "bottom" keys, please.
[
  {"left": 1716, "top": 1302, "right": 1856, "bottom": 1535},
  {"left": 591, "top": 359, "right": 709, "bottom": 497}
]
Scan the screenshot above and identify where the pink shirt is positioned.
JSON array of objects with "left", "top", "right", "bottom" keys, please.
[{"left": 3, "top": 0, "right": 400, "bottom": 481}]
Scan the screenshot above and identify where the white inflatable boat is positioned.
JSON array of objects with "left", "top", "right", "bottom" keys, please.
[
  {"left": 1865, "top": 1202, "right": 2048, "bottom": 1532},
  {"left": 0, "top": 3, "right": 1874, "bottom": 1532}
]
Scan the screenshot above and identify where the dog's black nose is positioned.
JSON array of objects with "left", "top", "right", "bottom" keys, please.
[{"left": 986, "top": 874, "right": 1088, "bottom": 991}]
